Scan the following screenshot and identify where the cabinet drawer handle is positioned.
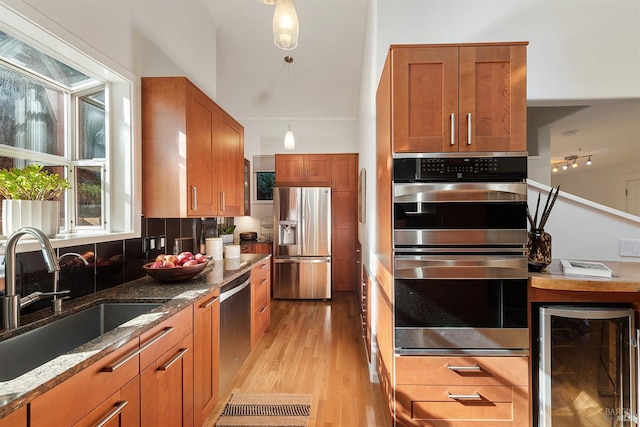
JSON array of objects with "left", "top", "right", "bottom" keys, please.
[
  {"left": 201, "top": 296, "right": 219, "bottom": 308},
  {"left": 467, "top": 113, "right": 472, "bottom": 145},
  {"left": 94, "top": 400, "right": 129, "bottom": 427},
  {"left": 259, "top": 305, "right": 268, "bottom": 314},
  {"left": 450, "top": 113, "right": 455, "bottom": 145},
  {"left": 447, "top": 392, "right": 482, "bottom": 401},
  {"left": 102, "top": 326, "right": 174, "bottom": 372},
  {"left": 447, "top": 364, "right": 481, "bottom": 372},
  {"left": 259, "top": 262, "right": 268, "bottom": 269},
  {"left": 192, "top": 186, "right": 197, "bottom": 211},
  {"left": 260, "top": 279, "right": 268, "bottom": 286},
  {"left": 158, "top": 347, "right": 189, "bottom": 371}
]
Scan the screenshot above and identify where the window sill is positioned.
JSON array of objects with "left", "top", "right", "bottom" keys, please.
[{"left": 0, "top": 231, "right": 139, "bottom": 254}]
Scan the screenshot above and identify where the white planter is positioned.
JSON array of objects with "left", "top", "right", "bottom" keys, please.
[
  {"left": 2, "top": 200, "right": 60, "bottom": 237},
  {"left": 222, "top": 234, "right": 234, "bottom": 244}
]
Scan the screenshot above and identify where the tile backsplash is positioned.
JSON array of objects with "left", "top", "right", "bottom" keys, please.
[{"left": 1, "top": 216, "right": 224, "bottom": 317}]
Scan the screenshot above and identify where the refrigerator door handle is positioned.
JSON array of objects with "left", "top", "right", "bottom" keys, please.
[{"left": 274, "top": 257, "right": 331, "bottom": 264}]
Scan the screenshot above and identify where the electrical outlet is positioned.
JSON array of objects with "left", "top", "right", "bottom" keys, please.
[
  {"left": 159, "top": 235, "right": 166, "bottom": 250},
  {"left": 620, "top": 239, "right": 640, "bottom": 257}
]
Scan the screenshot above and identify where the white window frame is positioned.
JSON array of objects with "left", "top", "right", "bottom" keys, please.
[{"left": 0, "top": 3, "right": 139, "bottom": 252}]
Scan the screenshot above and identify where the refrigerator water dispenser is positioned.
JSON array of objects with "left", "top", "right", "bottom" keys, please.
[{"left": 278, "top": 220, "right": 297, "bottom": 245}]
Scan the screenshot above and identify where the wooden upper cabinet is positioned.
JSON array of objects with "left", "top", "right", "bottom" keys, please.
[
  {"left": 389, "top": 43, "right": 527, "bottom": 153},
  {"left": 275, "top": 154, "right": 331, "bottom": 186},
  {"left": 331, "top": 154, "right": 358, "bottom": 192},
  {"left": 217, "top": 111, "right": 244, "bottom": 216},
  {"left": 142, "top": 77, "right": 244, "bottom": 218}
]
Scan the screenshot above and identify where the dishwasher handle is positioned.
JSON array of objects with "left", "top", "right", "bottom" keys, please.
[{"left": 220, "top": 276, "right": 251, "bottom": 303}]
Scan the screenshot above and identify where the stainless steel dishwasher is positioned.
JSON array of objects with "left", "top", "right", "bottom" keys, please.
[{"left": 219, "top": 271, "right": 251, "bottom": 396}]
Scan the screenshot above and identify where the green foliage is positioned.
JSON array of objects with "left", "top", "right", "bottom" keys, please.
[
  {"left": 0, "top": 164, "right": 70, "bottom": 200},
  {"left": 219, "top": 225, "right": 236, "bottom": 235}
]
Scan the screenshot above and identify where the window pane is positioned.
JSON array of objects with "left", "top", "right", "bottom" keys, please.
[
  {"left": 78, "top": 90, "right": 105, "bottom": 159},
  {"left": 0, "top": 30, "right": 96, "bottom": 89},
  {"left": 0, "top": 64, "right": 65, "bottom": 155},
  {"left": 76, "top": 166, "right": 102, "bottom": 226}
]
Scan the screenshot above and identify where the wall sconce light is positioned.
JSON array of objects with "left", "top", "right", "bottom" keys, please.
[{"left": 273, "top": 0, "right": 299, "bottom": 50}]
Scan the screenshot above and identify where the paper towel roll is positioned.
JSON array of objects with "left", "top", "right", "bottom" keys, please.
[
  {"left": 224, "top": 244, "right": 240, "bottom": 259},
  {"left": 206, "top": 237, "right": 224, "bottom": 261}
]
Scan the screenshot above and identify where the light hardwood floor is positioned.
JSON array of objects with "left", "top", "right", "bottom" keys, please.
[{"left": 205, "top": 293, "right": 391, "bottom": 427}]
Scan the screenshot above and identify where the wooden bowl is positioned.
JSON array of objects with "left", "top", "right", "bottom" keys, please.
[
  {"left": 143, "top": 261, "right": 208, "bottom": 282},
  {"left": 239, "top": 231, "right": 258, "bottom": 241}
]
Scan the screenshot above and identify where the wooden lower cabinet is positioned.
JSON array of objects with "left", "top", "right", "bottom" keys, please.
[
  {"left": 30, "top": 338, "right": 140, "bottom": 427},
  {"left": 251, "top": 258, "right": 271, "bottom": 348},
  {"left": 0, "top": 406, "right": 26, "bottom": 427},
  {"left": 193, "top": 290, "right": 221, "bottom": 427},
  {"left": 141, "top": 334, "right": 194, "bottom": 427},
  {"left": 395, "top": 355, "right": 529, "bottom": 426},
  {"left": 75, "top": 377, "right": 140, "bottom": 427}
]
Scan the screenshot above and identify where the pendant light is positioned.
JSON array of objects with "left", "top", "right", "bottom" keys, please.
[
  {"left": 284, "top": 56, "right": 295, "bottom": 150},
  {"left": 273, "top": 0, "right": 299, "bottom": 50}
]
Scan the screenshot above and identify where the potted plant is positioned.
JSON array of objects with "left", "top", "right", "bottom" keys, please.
[
  {"left": 0, "top": 164, "right": 70, "bottom": 237},
  {"left": 219, "top": 224, "right": 236, "bottom": 244}
]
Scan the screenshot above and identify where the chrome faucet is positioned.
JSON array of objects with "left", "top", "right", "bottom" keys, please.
[
  {"left": 52, "top": 252, "right": 89, "bottom": 314},
  {"left": 2, "top": 227, "right": 61, "bottom": 330}
]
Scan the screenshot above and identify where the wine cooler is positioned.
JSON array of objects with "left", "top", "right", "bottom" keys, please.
[{"left": 539, "top": 306, "right": 637, "bottom": 426}]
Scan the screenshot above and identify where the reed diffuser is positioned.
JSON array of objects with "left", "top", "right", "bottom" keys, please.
[{"left": 527, "top": 186, "right": 560, "bottom": 272}]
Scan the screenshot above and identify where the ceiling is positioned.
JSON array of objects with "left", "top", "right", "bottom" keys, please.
[
  {"left": 205, "top": 1, "right": 638, "bottom": 169},
  {"left": 206, "top": 0, "right": 368, "bottom": 122}
]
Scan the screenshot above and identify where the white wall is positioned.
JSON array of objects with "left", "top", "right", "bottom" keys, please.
[
  {"left": 5, "top": 0, "right": 219, "bottom": 98},
  {"left": 528, "top": 181, "right": 640, "bottom": 262},
  {"left": 359, "top": 0, "right": 640, "bottom": 276}
]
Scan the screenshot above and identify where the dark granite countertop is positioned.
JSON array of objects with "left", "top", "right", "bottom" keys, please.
[{"left": 0, "top": 253, "right": 270, "bottom": 418}]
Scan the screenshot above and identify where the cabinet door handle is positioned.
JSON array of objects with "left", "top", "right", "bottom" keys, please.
[
  {"left": 102, "top": 326, "right": 174, "bottom": 372},
  {"left": 192, "top": 186, "right": 197, "bottom": 211},
  {"left": 260, "top": 305, "right": 268, "bottom": 314},
  {"left": 299, "top": 169, "right": 302, "bottom": 181},
  {"left": 467, "top": 113, "right": 472, "bottom": 145},
  {"left": 158, "top": 347, "right": 189, "bottom": 371},
  {"left": 447, "top": 392, "right": 482, "bottom": 401},
  {"left": 259, "top": 262, "right": 268, "bottom": 269},
  {"left": 333, "top": 178, "right": 336, "bottom": 190},
  {"left": 260, "top": 279, "right": 268, "bottom": 286},
  {"left": 446, "top": 363, "right": 481, "bottom": 372},
  {"left": 220, "top": 192, "right": 226, "bottom": 212},
  {"left": 94, "top": 400, "right": 129, "bottom": 427},
  {"left": 306, "top": 169, "right": 309, "bottom": 181},
  {"left": 201, "top": 296, "right": 219, "bottom": 308},
  {"left": 450, "top": 113, "right": 455, "bottom": 145}
]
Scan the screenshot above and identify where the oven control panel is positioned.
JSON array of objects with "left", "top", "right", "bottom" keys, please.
[{"left": 394, "top": 156, "right": 527, "bottom": 182}]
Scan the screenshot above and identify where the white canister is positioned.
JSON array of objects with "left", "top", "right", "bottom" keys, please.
[
  {"left": 206, "top": 237, "right": 224, "bottom": 261},
  {"left": 224, "top": 257, "right": 241, "bottom": 271},
  {"left": 224, "top": 244, "right": 241, "bottom": 259},
  {"left": 205, "top": 262, "right": 224, "bottom": 283}
]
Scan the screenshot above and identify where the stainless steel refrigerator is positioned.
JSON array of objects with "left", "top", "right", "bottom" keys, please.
[{"left": 273, "top": 187, "right": 331, "bottom": 299}]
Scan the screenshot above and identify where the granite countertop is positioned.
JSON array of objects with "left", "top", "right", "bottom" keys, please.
[
  {"left": 529, "top": 259, "right": 640, "bottom": 293},
  {"left": 0, "top": 253, "right": 270, "bottom": 418}
]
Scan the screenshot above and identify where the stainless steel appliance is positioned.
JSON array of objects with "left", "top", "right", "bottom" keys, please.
[
  {"left": 539, "top": 306, "right": 636, "bottom": 426},
  {"left": 273, "top": 187, "right": 331, "bottom": 299},
  {"left": 393, "top": 153, "right": 529, "bottom": 354},
  {"left": 219, "top": 272, "right": 251, "bottom": 395}
]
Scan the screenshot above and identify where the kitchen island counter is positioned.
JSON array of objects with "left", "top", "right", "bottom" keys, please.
[
  {"left": 529, "top": 260, "right": 640, "bottom": 293},
  {"left": 0, "top": 253, "right": 270, "bottom": 419}
]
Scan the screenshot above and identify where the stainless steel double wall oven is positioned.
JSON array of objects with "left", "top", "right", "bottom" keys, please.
[{"left": 393, "top": 153, "right": 529, "bottom": 355}]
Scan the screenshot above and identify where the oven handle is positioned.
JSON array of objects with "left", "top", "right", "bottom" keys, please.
[
  {"left": 394, "top": 254, "right": 528, "bottom": 279},
  {"left": 394, "top": 182, "right": 527, "bottom": 204}
]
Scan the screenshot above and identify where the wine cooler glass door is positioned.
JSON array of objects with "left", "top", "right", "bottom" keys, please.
[{"left": 539, "top": 306, "right": 636, "bottom": 427}]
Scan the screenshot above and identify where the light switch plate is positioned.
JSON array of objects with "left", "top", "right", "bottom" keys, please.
[{"left": 620, "top": 239, "right": 640, "bottom": 257}]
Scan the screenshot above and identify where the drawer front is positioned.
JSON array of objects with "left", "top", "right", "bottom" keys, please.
[
  {"left": 395, "top": 356, "right": 528, "bottom": 386},
  {"left": 31, "top": 338, "right": 140, "bottom": 427},
  {"left": 140, "top": 306, "right": 193, "bottom": 369},
  {"left": 75, "top": 376, "right": 140, "bottom": 427},
  {"left": 254, "top": 278, "right": 269, "bottom": 311},
  {"left": 251, "top": 259, "right": 270, "bottom": 284},
  {"left": 396, "top": 384, "right": 528, "bottom": 427}
]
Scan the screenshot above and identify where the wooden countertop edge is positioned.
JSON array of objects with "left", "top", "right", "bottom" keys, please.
[{"left": 528, "top": 260, "right": 640, "bottom": 293}]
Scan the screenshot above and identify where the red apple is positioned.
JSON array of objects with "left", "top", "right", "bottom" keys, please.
[
  {"left": 150, "top": 261, "right": 162, "bottom": 269},
  {"left": 155, "top": 254, "right": 165, "bottom": 263},
  {"left": 162, "top": 260, "right": 176, "bottom": 268},
  {"left": 194, "top": 253, "right": 208, "bottom": 263},
  {"left": 164, "top": 255, "right": 179, "bottom": 265},
  {"left": 177, "top": 251, "right": 194, "bottom": 265},
  {"left": 183, "top": 259, "right": 199, "bottom": 267}
]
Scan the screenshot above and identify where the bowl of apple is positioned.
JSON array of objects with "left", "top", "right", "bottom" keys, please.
[{"left": 143, "top": 251, "right": 211, "bottom": 282}]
